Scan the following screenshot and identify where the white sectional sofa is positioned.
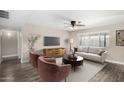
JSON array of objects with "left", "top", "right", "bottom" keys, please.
[{"left": 75, "top": 46, "right": 108, "bottom": 63}]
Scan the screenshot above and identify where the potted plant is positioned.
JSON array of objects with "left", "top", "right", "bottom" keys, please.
[{"left": 27, "top": 34, "right": 40, "bottom": 52}]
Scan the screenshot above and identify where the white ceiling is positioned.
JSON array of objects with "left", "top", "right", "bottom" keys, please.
[{"left": 1, "top": 10, "right": 124, "bottom": 31}]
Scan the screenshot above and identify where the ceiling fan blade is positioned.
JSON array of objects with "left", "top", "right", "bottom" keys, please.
[
  {"left": 64, "top": 25, "right": 72, "bottom": 27},
  {"left": 76, "top": 24, "right": 85, "bottom": 26},
  {"left": 64, "top": 23, "right": 71, "bottom": 25}
]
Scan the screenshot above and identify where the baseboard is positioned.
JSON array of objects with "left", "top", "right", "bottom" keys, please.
[
  {"left": 2, "top": 54, "right": 18, "bottom": 58},
  {"left": 105, "top": 59, "right": 124, "bottom": 65},
  {"left": 21, "top": 59, "right": 29, "bottom": 63}
]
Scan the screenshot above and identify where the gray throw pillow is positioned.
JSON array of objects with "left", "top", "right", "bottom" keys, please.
[{"left": 97, "top": 50, "right": 105, "bottom": 56}]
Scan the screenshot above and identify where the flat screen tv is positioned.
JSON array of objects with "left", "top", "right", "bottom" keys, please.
[{"left": 44, "top": 36, "right": 60, "bottom": 46}]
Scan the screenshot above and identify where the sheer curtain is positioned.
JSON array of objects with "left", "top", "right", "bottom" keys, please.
[{"left": 77, "top": 31, "right": 109, "bottom": 47}]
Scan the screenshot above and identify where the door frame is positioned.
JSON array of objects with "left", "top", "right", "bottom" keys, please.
[
  {"left": 0, "top": 31, "right": 2, "bottom": 64},
  {"left": 1, "top": 29, "right": 21, "bottom": 62}
]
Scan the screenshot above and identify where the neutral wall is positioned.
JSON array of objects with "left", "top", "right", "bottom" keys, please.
[
  {"left": 70, "top": 24, "right": 124, "bottom": 63},
  {"left": 21, "top": 24, "right": 69, "bottom": 63}
]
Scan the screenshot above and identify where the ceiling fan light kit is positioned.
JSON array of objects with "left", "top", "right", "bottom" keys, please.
[
  {"left": 64, "top": 20, "right": 85, "bottom": 31},
  {"left": 71, "top": 21, "right": 76, "bottom": 27}
]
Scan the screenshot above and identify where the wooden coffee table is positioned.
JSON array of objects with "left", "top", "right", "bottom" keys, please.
[{"left": 62, "top": 54, "right": 84, "bottom": 71}]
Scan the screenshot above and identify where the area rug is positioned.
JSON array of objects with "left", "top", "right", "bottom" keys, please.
[
  {"left": 89, "top": 63, "right": 124, "bottom": 82},
  {"left": 56, "top": 58, "right": 106, "bottom": 82}
]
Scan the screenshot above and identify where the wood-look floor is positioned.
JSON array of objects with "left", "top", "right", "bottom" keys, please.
[
  {"left": 0, "top": 59, "right": 40, "bottom": 82},
  {"left": 1, "top": 58, "right": 124, "bottom": 82},
  {"left": 89, "top": 63, "right": 124, "bottom": 82}
]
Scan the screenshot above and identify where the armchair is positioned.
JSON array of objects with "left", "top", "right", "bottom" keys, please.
[
  {"left": 29, "top": 52, "right": 40, "bottom": 68},
  {"left": 38, "top": 56, "right": 71, "bottom": 82},
  {"left": 29, "top": 51, "right": 55, "bottom": 68}
]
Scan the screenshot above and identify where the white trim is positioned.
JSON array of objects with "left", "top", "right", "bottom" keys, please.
[
  {"left": 105, "top": 59, "right": 124, "bottom": 65},
  {"left": 2, "top": 54, "right": 18, "bottom": 58},
  {"left": 0, "top": 31, "right": 2, "bottom": 64},
  {"left": 17, "top": 31, "right": 21, "bottom": 59},
  {"left": 21, "top": 59, "right": 29, "bottom": 63}
]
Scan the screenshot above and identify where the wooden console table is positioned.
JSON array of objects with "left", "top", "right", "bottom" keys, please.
[{"left": 43, "top": 48, "right": 66, "bottom": 57}]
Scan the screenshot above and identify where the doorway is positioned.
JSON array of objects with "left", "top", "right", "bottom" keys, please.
[
  {"left": 0, "top": 31, "right": 2, "bottom": 64},
  {"left": 1, "top": 30, "right": 21, "bottom": 64}
]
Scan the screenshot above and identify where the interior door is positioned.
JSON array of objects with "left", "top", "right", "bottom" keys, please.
[
  {"left": 1, "top": 30, "right": 18, "bottom": 59},
  {"left": 0, "top": 31, "right": 2, "bottom": 63}
]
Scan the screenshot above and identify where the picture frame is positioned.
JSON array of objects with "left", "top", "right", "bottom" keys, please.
[{"left": 116, "top": 30, "right": 124, "bottom": 46}]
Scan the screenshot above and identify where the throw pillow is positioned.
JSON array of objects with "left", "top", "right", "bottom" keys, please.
[{"left": 97, "top": 50, "right": 105, "bottom": 56}]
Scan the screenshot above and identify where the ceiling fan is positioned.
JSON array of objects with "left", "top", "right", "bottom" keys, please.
[
  {"left": 64, "top": 20, "right": 85, "bottom": 28},
  {"left": 55, "top": 15, "right": 85, "bottom": 31}
]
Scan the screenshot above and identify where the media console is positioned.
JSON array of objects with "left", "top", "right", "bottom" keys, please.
[{"left": 43, "top": 48, "right": 66, "bottom": 58}]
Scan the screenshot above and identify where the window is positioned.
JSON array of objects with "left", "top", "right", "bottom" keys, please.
[{"left": 78, "top": 31, "right": 109, "bottom": 47}]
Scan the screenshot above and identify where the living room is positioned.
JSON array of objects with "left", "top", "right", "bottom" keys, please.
[{"left": 0, "top": 10, "right": 124, "bottom": 82}]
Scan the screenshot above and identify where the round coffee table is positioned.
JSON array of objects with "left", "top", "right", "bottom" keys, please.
[{"left": 62, "top": 54, "right": 84, "bottom": 71}]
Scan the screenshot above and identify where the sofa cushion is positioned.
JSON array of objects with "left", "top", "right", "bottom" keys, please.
[
  {"left": 88, "top": 47, "right": 105, "bottom": 54},
  {"left": 76, "top": 52, "right": 88, "bottom": 58},
  {"left": 86, "top": 53, "right": 101, "bottom": 62},
  {"left": 82, "top": 46, "right": 89, "bottom": 53},
  {"left": 77, "top": 46, "right": 82, "bottom": 52},
  {"left": 77, "top": 46, "right": 89, "bottom": 52},
  {"left": 88, "top": 47, "right": 98, "bottom": 54}
]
